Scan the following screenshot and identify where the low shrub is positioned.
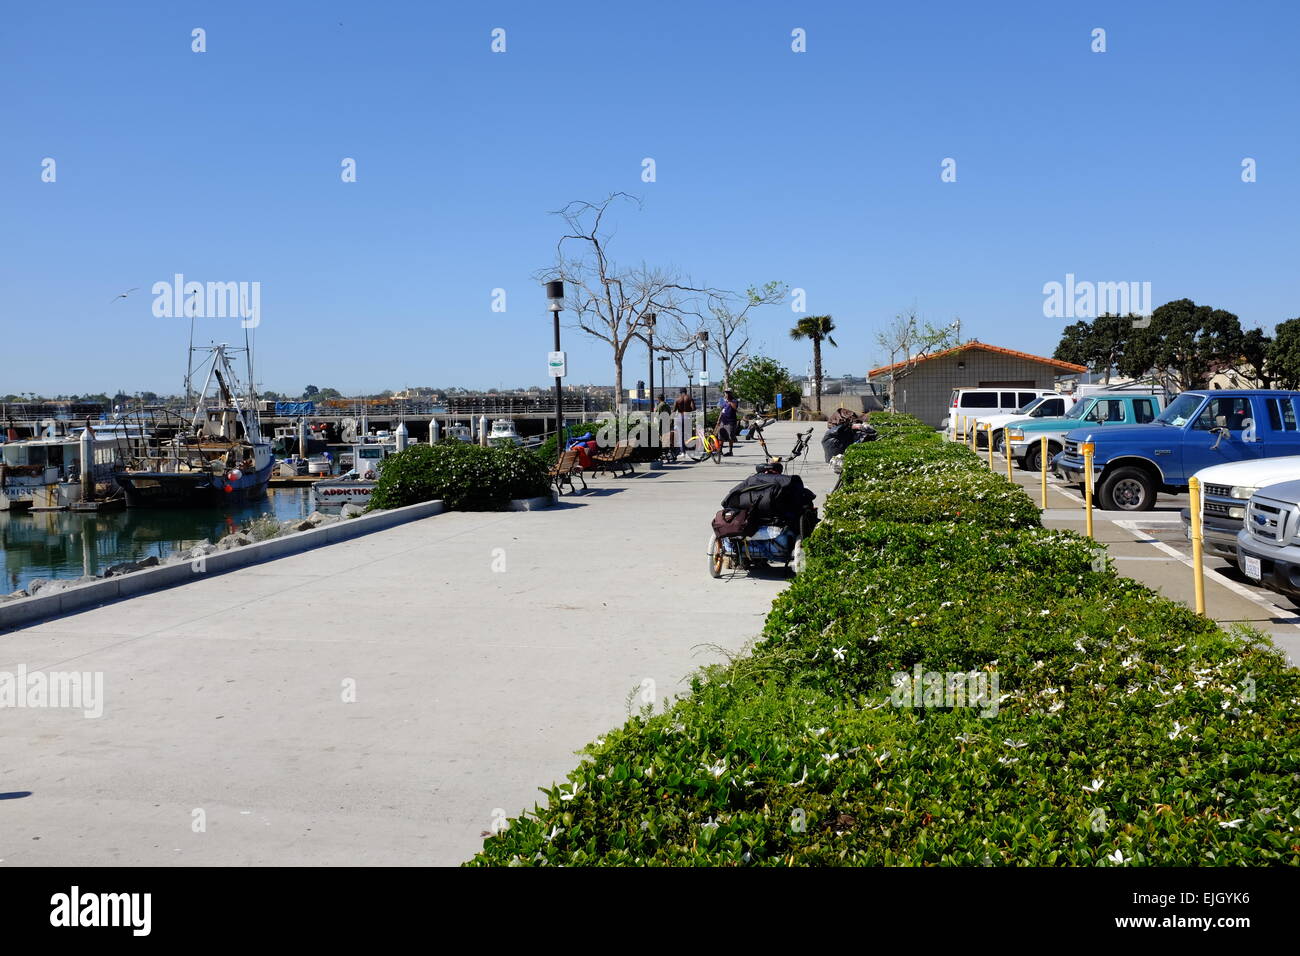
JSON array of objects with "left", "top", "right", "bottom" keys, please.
[
  {"left": 468, "top": 416, "right": 1300, "bottom": 866},
  {"left": 368, "top": 442, "right": 551, "bottom": 511},
  {"left": 824, "top": 470, "right": 1042, "bottom": 528}
]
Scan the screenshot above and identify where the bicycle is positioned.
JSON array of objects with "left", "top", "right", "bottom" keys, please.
[{"left": 684, "top": 423, "right": 724, "bottom": 463}]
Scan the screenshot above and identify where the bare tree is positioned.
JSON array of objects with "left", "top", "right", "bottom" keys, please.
[
  {"left": 873, "top": 306, "right": 960, "bottom": 408},
  {"left": 540, "top": 194, "right": 714, "bottom": 403},
  {"left": 696, "top": 281, "right": 788, "bottom": 390}
]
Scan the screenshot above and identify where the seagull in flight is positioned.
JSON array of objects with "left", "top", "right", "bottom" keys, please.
[{"left": 110, "top": 288, "right": 139, "bottom": 303}]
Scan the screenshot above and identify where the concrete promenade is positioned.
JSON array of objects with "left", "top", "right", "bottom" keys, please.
[{"left": 0, "top": 422, "right": 832, "bottom": 866}]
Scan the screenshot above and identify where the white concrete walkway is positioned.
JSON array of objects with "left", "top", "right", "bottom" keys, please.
[{"left": 0, "top": 423, "right": 831, "bottom": 866}]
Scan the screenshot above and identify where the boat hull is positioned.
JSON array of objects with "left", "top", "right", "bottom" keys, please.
[{"left": 115, "top": 462, "right": 273, "bottom": 509}]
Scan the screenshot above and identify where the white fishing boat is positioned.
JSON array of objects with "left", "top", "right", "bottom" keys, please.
[{"left": 0, "top": 424, "right": 141, "bottom": 511}]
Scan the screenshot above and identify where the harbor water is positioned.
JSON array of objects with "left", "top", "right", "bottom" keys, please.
[{"left": 0, "top": 489, "right": 313, "bottom": 595}]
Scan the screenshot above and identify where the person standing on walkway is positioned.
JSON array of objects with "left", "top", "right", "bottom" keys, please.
[
  {"left": 672, "top": 389, "right": 695, "bottom": 460},
  {"left": 718, "top": 389, "right": 739, "bottom": 456}
]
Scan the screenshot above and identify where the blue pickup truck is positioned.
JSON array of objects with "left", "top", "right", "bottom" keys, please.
[{"left": 1055, "top": 390, "right": 1300, "bottom": 511}]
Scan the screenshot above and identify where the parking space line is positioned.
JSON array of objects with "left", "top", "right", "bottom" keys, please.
[{"left": 1111, "top": 519, "right": 1300, "bottom": 630}]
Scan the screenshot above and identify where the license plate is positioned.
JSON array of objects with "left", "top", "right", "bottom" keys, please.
[{"left": 1243, "top": 555, "right": 1262, "bottom": 580}]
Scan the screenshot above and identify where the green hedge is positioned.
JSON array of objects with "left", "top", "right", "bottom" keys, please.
[
  {"left": 467, "top": 413, "right": 1300, "bottom": 865},
  {"left": 368, "top": 442, "right": 551, "bottom": 511}
]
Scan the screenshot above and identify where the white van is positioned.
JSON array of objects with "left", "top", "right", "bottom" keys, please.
[{"left": 944, "top": 387, "right": 1059, "bottom": 441}]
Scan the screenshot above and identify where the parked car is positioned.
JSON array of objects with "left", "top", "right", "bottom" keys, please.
[
  {"left": 1055, "top": 390, "right": 1300, "bottom": 511},
  {"left": 1236, "top": 479, "right": 1300, "bottom": 607},
  {"left": 1005, "top": 393, "right": 1164, "bottom": 471},
  {"left": 1179, "top": 457, "right": 1300, "bottom": 564},
  {"left": 970, "top": 394, "right": 1071, "bottom": 450},
  {"left": 943, "top": 387, "right": 1058, "bottom": 441}
]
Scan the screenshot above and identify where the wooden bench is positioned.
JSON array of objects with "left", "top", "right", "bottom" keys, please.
[
  {"left": 590, "top": 441, "right": 636, "bottom": 477},
  {"left": 548, "top": 449, "right": 587, "bottom": 494}
]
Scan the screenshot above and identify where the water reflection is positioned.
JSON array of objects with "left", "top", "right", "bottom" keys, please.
[{"left": 1, "top": 490, "right": 312, "bottom": 593}]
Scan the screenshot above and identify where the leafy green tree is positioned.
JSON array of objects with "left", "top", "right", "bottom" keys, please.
[
  {"left": 789, "top": 315, "right": 837, "bottom": 412},
  {"left": 303, "top": 385, "right": 320, "bottom": 397},
  {"left": 730, "top": 355, "right": 798, "bottom": 410},
  {"left": 1265, "top": 318, "right": 1300, "bottom": 389},
  {"left": 1240, "top": 327, "right": 1273, "bottom": 388},
  {"left": 1053, "top": 314, "right": 1132, "bottom": 382},
  {"left": 1118, "top": 299, "right": 1245, "bottom": 393}
]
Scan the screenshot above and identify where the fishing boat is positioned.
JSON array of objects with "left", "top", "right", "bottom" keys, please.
[
  {"left": 114, "top": 344, "right": 273, "bottom": 508},
  {"left": 0, "top": 424, "right": 140, "bottom": 511}
]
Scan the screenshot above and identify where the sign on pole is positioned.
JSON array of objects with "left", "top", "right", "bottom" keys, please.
[
  {"left": 699, "top": 371, "right": 709, "bottom": 386},
  {"left": 547, "top": 351, "right": 566, "bottom": 379}
]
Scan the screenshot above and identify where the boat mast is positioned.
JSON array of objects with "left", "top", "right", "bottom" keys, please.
[{"left": 184, "top": 309, "right": 196, "bottom": 410}]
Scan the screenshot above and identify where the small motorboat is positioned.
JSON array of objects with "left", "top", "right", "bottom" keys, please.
[{"left": 488, "top": 419, "right": 525, "bottom": 447}]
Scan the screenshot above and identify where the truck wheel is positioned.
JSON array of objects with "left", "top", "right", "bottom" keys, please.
[
  {"left": 1099, "top": 466, "right": 1156, "bottom": 511},
  {"left": 991, "top": 431, "right": 1004, "bottom": 454},
  {"left": 1023, "top": 443, "right": 1043, "bottom": 472}
]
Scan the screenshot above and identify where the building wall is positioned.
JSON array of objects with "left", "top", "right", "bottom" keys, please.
[{"left": 873, "top": 352, "right": 1069, "bottom": 427}]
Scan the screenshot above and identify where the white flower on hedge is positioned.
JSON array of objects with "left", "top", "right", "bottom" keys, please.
[
  {"left": 822, "top": 752, "right": 840, "bottom": 764},
  {"left": 1218, "top": 819, "right": 1245, "bottom": 829},
  {"left": 559, "top": 783, "right": 583, "bottom": 801},
  {"left": 1002, "top": 738, "right": 1028, "bottom": 749},
  {"left": 787, "top": 767, "right": 809, "bottom": 787},
  {"left": 997, "top": 756, "right": 1019, "bottom": 765},
  {"left": 700, "top": 816, "right": 719, "bottom": 831},
  {"left": 1107, "top": 849, "right": 1128, "bottom": 864},
  {"left": 833, "top": 646, "right": 846, "bottom": 660},
  {"left": 1083, "top": 778, "right": 1104, "bottom": 793},
  {"left": 1168, "top": 720, "right": 1186, "bottom": 740},
  {"left": 704, "top": 759, "right": 727, "bottom": 778}
]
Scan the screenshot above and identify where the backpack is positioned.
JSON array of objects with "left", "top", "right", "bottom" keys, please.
[{"left": 711, "top": 508, "right": 749, "bottom": 537}]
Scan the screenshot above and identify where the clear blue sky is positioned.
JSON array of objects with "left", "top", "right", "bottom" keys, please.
[{"left": 3, "top": 0, "right": 1297, "bottom": 396}]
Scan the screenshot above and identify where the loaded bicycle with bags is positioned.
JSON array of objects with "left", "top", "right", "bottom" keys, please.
[{"left": 708, "top": 462, "right": 818, "bottom": 578}]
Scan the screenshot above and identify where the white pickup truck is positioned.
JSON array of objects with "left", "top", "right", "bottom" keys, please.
[
  {"left": 1180, "top": 456, "right": 1300, "bottom": 564},
  {"left": 1237, "top": 477, "right": 1300, "bottom": 608}
]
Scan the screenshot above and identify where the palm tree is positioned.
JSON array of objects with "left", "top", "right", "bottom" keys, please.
[{"left": 789, "top": 315, "right": 837, "bottom": 413}]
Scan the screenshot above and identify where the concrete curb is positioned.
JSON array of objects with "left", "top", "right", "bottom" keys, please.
[{"left": 0, "top": 499, "right": 447, "bottom": 632}]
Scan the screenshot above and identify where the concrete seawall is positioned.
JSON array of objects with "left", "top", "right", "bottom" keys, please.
[{"left": 0, "top": 499, "right": 447, "bottom": 631}]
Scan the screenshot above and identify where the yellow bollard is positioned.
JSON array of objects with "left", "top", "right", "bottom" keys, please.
[
  {"left": 1005, "top": 432, "right": 1013, "bottom": 480},
  {"left": 1082, "top": 441, "right": 1095, "bottom": 539},
  {"left": 1040, "top": 435, "right": 1048, "bottom": 509},
  {"left": 986, "top": 424, "right": 994, "bottom": 467},
  {"left": 1189, "top": 476, "right": 1206, "bottom": 616},
  {"left": 969, "top": 419, "right": 976, "bottom": 452}
]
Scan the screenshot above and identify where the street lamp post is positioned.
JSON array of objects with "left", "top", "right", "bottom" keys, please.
[
  {"left": 644, "top": 313, "right": 657, "bottom": 449},
  {"left": 697, "top": 330, "right": 710, "bottom": 413},
  {"left": 545, "top": 280, "right": 565, "bottom": 463}
]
